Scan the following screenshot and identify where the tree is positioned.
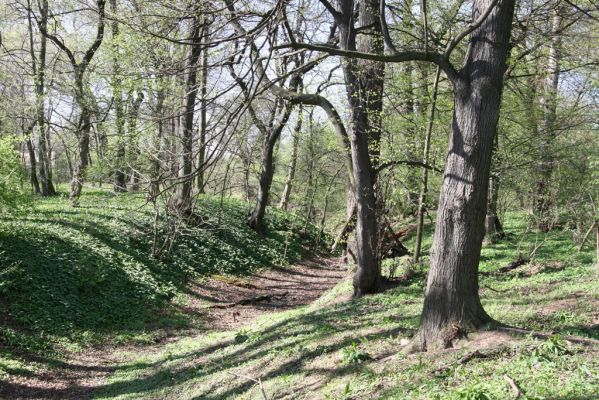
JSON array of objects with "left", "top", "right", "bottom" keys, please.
[
  {"left": 533, "top": 2, "right": 564, "bottom": 231},
  {"left": 168, "top": 8, "right": 204, "bottom": 215},
  {"left": 27, "top": 0, "right": 55, "bottom": 196},
  {"left": 38, "top": 0, "right": 106, "bottom": 206},
  {"left": 283, "top": 0, "right": 516, "bottom": 346},
  {"left": 110, "top": 0, "right": 127, "bottom": 193}
]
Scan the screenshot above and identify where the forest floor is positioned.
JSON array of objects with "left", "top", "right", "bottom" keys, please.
[
  {"left": 0, "top": 257, "right": 349, "bottom": 399},
  {"left": 1, "top": 192, "right": 598, "bottom": 399}
]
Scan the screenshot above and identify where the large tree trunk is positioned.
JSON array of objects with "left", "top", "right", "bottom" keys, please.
[
  {"left": 337, "top": 0, "right": 385, "bottom": 297},
  {"left": 415, "top": 0, "right": 515, "bottom": 351},
  {"left": 533, "top": 5, "right": 562, "bottom": 232}
]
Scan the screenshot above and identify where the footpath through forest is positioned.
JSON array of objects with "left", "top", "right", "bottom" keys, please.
[{"left": 0, "top": 257, "right": 348, "bottom": 400}]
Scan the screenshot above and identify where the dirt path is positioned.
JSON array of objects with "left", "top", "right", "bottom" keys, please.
[
  {"left": 186, "top": 256, "right": 348, "bottom": 330},
  {"left": 0, "top": 257, "right": 348, "bottom": 400}
]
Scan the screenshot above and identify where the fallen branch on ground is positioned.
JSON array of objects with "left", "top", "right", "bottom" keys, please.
[
  {"left": 504, "top": 374, "right": 523, "bottom": 399},
  {"left": 480, "top": 285, "right": 510, "bottom": 293},
  {"left": 433, "top": 350, "right": 491, "bottom": 375},
  {"left": 210, "top": 292, "right": 289, "bottom": 309},
  {"left": 498, "top": 256, "right": 529, "bottom": 273}
]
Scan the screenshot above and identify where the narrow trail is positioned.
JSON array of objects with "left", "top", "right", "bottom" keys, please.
[{"left": 0, "top": 257, "right": 348, "bottom": 400}]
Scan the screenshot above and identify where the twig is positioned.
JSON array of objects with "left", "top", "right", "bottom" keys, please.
[
  {"left": 433, "top": 350, "right": 490, "bottom": 375},
  {"left": 578, "top": 220, "right": 598, "bottom": 251},
  {"left": 481, "top": 285, "right": 510, "bottom": 293},
  {"left": 503, "top": 374, "right": 522, "bottom": 399},
  {"left": 206, "top": 359, "right": 269, "bottom": 400}
]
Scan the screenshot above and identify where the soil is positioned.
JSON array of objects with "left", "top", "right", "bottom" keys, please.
[{"left": 0, "top": 257, "right": 348, "bottom": 400}]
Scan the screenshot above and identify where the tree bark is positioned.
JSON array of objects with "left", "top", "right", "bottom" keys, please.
[
  {"left": 196, "top": 21, "right": 209, "bottom": 194},
  {"left": 38, "top": 0, "right": 106, "bottom": 206},
  {"left": 110, "top": 0, "right": 127, "bottom": 192},
  {"left": 25, "top": 136, "right": 40, "bottom": 194},
  {"left": 337, "top": 0, "right": 385, "bottom": 297},
  {"left": 415, "top": 0, "right": 516, "bottom": 351},
  {"left": 278, "top": 107, "right": 302, "bottom": 210},
  {"left": 247, "top": 98, "right": 295, "bottom": 233},
  {"left": 28, "top": 0, "right": 55, "bottom": 196},
  {"left": 168, "top": 13, "right": 203, "bottom": 215},
  {"left": 533, "top": 4, "right": 562, "bottom": 232}
]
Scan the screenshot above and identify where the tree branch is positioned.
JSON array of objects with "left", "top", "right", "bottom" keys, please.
[
  {"left": 444, "top": 0, "right": 501, "bottom": 57},
  {"left": 377, "top": 160, "right": 441, "bottom": 173}
]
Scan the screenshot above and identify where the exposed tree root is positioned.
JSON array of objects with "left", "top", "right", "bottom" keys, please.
[{"left": 496, "top": 326, "right": 599, "bottom": 346}]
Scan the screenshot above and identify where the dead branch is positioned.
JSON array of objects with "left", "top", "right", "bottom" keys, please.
[
  {"left": 209, "top": 292, "right": 288, "bottom": 309},
  {"left": 503, "top": 374, "right": 522, "bottom": 399},
  {"left": 578, "top": 220, "right": 598, "bottom": 251},
  {"left": 498, "top": 256, "right": 529, "bottom": 273}
]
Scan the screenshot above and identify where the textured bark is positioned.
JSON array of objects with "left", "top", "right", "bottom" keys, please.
[
  {"left": 196, "top": 22, "right": 209, "bottom": 194},
  {"left": 126, "top": 91, "right": 144, "bottom": 191},
  {"left": 25, "top": 137, "right": 40, "bottom": 194},
  {"left": 38, "top": 0, "right": 105, "bottom": 206},
  {"left": 484, "top": 173, "right": 504, "bottom": 243},
  {"left": 337, "top": 0, "right": 385, "bottom": 297},
  {"left": 168, "top": 14, "right": 203, "bottom": 214},
  {"left": 416, "top": 0, "right": 515, "bottom": 350},
  {"left": 110, "top": 0, "right": 127, "bottom": 192},
  {"left": 28, "top": 0, "right": 55, "bottom": 196},
  {"left": 533, "top": 5, "right": 562, "bottom": 232},
  {"left": 247, "top": 99, "right": 295, "bottom": 233},
  {"left": 148, "top": 88, "right": 165, "bottom": 200},
  {"left": 278, "top": 108, "right": 302, "bottom": 210}
]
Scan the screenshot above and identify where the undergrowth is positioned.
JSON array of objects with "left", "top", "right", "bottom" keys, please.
[{"left": 0, "top": 188, "right": 326, "bottom": 353}]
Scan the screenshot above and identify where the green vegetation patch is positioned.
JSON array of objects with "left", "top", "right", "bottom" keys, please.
[{"left": 0, "top": 189, "right": 326, "bottom": 352}]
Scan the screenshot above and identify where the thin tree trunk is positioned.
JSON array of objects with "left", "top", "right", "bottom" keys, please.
[
  {"left": 127, "top": 91, "right": 144, "bottom": 192},
  {"left": 28, "top": 0, "right": 55, "bottom": 196},
  {"left": 415, "top": 0, "right": 516, "bottom": 351},
  {"left": 279, "top": 107, "right": 302, "bottom": 210},
  {"left": 148, "top": 88, "right": 165, "bottom": 200},
  {"left": 70, "top": 106, "right": 92, "bottom": 205},
  {"left": 247, "top": 98, "right": 296, "bottom": 233},
  {"left": 110, "top": 0, "right": 127, "bottom": 192},
  {"left": 413, "top": 66, "right": 441, "bottom": 262},
  {"left": 168, "top": 13, "right": 203, "bottom": 214},
  {"left": 38, "top": 0, "right": 106, "bottom": 205},
  {"left": 533, "top": 5, "right": 562, "bottom": 232},
  {"left": 197, "top": 22, "right": 209, "bottom": 194},
  {"left": 25, "top": 136, "right": 40, "bottom": 194}
]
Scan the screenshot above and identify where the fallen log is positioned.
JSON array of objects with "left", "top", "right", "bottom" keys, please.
[
  {"left": 209, "top": 292, "right": 289, "bottom": 309},
  {"left": 498, "top": 256, "right": 529, "bottom": 273}
]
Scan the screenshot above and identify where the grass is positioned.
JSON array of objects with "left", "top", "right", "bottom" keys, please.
[
  {"left": 0, "top": 187, "right": 326, "bottom": 353},
  {"left": 1, "top": 196, "right": 597, "bottom": 399},
  {"left": 86, "top": 212, "right": 596, "bottom": 399}
]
